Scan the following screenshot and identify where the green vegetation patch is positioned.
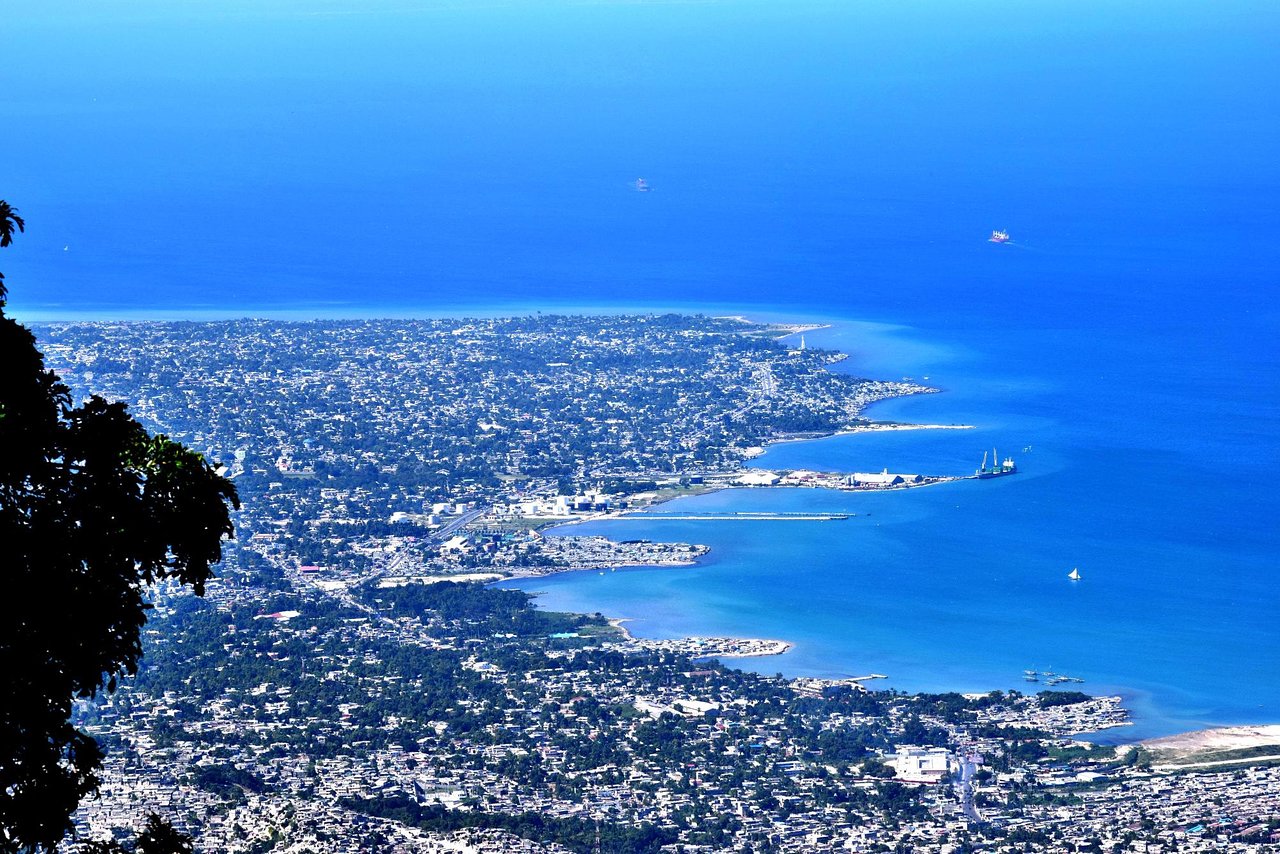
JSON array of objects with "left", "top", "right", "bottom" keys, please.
[
  {"left": 193, "top": 764, "right": 266, "bottom": 802},
  {"left": 344, "top": 797, "right": 677, "bottom": 854},
  {"left": 1037, "top": 690, "right": 1092, "bottom": 707},
  {"left": 367, "top": 580, "right": 607, "bottom": 638}
]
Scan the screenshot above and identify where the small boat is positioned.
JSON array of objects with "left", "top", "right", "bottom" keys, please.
[
  {"left": 1068, "top": 567, "right": 1081, "bottom": 581},
  {"left": 989, "top": 229, "right": 1010, "bottom": 243},
  {"left": 635, "top": 178, "right": 650, "bottom": 192}
]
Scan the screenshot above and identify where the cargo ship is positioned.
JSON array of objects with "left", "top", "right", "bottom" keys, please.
[
  {"left": 988, "top": 229, "right": 1010, "bottom": 243},
  {"left": 975, "top": 449, "right": 1017, "bottom": 479}
]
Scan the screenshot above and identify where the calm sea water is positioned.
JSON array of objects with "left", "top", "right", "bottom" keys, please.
[
  {"left": 505, "top": 316, "right": 1280, "bottom": 739},
  {"left": 7, "top": 1, "right": 1279, "bottom": 737}
]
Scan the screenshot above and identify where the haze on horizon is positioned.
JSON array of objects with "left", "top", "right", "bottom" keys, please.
[{"left": 5, "top": 0, "right": 1277, "bottom": 320}]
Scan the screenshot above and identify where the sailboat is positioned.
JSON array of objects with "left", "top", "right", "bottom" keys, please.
[{"left": 1068, "top": 567, "right": 1081, "bottom": 581}]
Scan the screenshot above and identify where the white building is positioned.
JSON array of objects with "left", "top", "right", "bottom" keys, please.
[
  {"left": 887, "top": 746, "right": 952, "bottom": 783},
  {"left": 851, "top": 469, "right": 922, "bottom": 487}
]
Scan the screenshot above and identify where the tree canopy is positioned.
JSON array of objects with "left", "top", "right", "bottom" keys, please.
[
  {"left": 0, "top": 201, "right": 25, "bottom": 302},
  {"left": 0, "top": 202, "right": 239, "bottom": 852},
  {"left": 81, "top": 814, "right": 194, "bottom": 854}
]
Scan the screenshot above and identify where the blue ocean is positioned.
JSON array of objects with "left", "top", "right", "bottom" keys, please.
[{"left": 6, "top": 1, "right": 1278, "bottom": 738}]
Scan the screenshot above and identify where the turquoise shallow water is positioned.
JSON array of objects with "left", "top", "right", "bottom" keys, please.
[
  {"left": 504, "top": 316, "right": 1280, "bottom": 740},
  {"left": 7, "top": 2, "right": 1279, "bottom": 738}
]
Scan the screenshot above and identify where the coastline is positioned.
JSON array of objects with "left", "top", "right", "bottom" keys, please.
[
  {"left": 603, "top": 618, "right": 794, "bottom": 662},
  {"left": 744, "top": 420, "right": 973, "bottom": 453},
  {"left": 607, "top": 617, "right": 635, "bottom": 642},
  {"left": 494, "top": 319, "right": 979, "bottom": 692},
  {"left": 501, "top": 555, "right": 706, "bottom": 580},
  {"left": 1138, "top": 725, "right": 1280, "bottom": 771},
  {"left": 839, "top": 422, "right": 973, "bottom": 434},
  {"left": 35, "top": 309, "right": 1276, "bottom": 744},
  {"left": 473, "top": 312, "right": 1204, "bottom": 744},
  {"left": 698, "top": 639, "right": 794, "bottom": 660},
  {"left": 1142, "top": 725, "right": 1280, "bottom": 754}
]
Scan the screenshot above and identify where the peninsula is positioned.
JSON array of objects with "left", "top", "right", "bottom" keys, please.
[
  {"left": 37, "top": 314, "right": 956, "bottom": 589},
  {"left": 36, "top": 315, "right": 1270, "bottom": 854}
]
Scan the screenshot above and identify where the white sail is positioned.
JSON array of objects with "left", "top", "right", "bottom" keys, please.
[{"left": 1068, "top": 568, "right": 1081, "bottom": 580}]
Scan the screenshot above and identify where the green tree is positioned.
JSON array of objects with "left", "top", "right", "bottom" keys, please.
[{"left": 0, "top": 202, "right": 239, "bottom": 852}]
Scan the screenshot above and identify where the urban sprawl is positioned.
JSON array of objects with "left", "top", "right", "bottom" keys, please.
[{"left": 36, "top": 315, "right": 1280, "bottom": 853}]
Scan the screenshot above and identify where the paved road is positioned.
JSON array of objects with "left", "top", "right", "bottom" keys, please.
[
  {"left": 957, "top": 752, "right": 983, "bottom": 823},
  {"left": 434, "top": 507, "right": 487, "bottom": 540}
]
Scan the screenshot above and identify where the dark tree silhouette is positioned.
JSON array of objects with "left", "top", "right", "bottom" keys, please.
[
  {"left": 0, "top": 200, "right": 24, "bottom": 302},
  {"left": 0, "top": 201, "right": 23, "bottom": 248},
  {"left": 80, "top": 814, "right": 194, "bottom": 854},
  {"left": 0, "top": 202, "right": 239, "bottom": 852}
]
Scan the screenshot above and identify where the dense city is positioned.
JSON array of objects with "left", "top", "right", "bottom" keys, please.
[{"left": 34, "top": 316, "right": 1280, "bottom": 853}]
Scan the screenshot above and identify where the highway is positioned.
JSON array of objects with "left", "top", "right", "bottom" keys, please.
[{"left": 433, "top": 507, "right": 488, "bottom": 540}]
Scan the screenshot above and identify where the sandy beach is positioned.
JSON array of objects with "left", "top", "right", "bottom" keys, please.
[
  {"left": 607, "top": 617, "right": 635, "bottom": 642},
  {"left": 1142, "top": 724, "right": 1280, "bottom": 754}
]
